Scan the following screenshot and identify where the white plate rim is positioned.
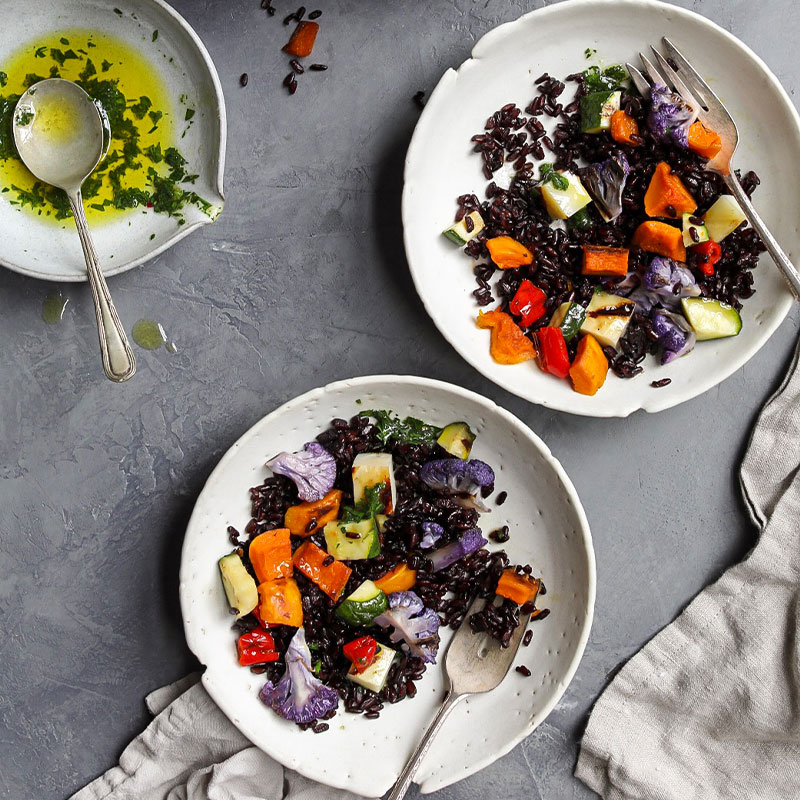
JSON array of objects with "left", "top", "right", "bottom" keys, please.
[
  {"left": 402, "top": 0, "right": 799, "bottom": 418},
  {"left": 179, "top": 373, "right": 596, "bottom": 795},
  {"left": 0, "top": 0, "right": 227, "bottom": 283}
]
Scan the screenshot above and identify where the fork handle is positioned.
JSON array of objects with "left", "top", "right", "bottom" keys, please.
[
  {"left": 386, "top": 690, "right": 467, "bottom": 800},
  {"left": 724, "top": 174, "right": 800, "bottom": 303}
]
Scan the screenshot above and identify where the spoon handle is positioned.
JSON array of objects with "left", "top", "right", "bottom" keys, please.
[{"left": 68, "top": 190, "right": 136, "bottom": 382}]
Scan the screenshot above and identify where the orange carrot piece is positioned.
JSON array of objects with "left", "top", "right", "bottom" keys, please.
[
  {"left": 476, "top": 310, "right": 536, "bottom": 365},
  {"left": 293, "top": 540, "right": 352, "bottom": 601},
  {"left": 644, "top": 162, "right": 697, "bottom": 219},
  {"left": 687, "top": 120, "right": 722, "bottom": 160},
  {"left": 496, "top": 569, "right": 541, "bottom": 606},
  {"left": 248, "top": 528, "right": 293, "bottom": 584},
  {"left": 485, "top": 236, "right": 534, "bottom": 270},
  {"left": 631, "top": 220, "right": 687, "bottom": 261},
  {"left": 283, "top": 21, "right": 319, "bottom": 57},
  {"left": 284, "top": 489, "right": 343, "bottom": 537},
  {"left": 610, "top": 110, "right": 640, "bottom": 146},
  {"left": 258, "top": 577, "right": 303, "bottom": 627},
  {"left": 569, "top": 334, "right": 609, "bottom": 396},
  {"left": 582, "top": 245, "right": 629, "bottom": 276},
  {"left": 374, "top": 563, "right": 417, "bottom": 594}
]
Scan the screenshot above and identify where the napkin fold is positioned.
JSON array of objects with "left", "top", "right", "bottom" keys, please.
[
  {"left": 69, "top": 674, "right": 367, "bottom": 800},
  {"left": 576, "top": 335, "right": 800, "bottom": 800}
]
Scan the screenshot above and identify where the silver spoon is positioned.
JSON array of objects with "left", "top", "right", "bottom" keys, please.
[{"left": 13, "top": 78, "right": 136, "bottom": 382}]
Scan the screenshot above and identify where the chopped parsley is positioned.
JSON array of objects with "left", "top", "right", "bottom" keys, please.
[
  {"left": 340, "top": 483, "right": 387, "bottom": 523},
  {"left": 539, "top": 163, "right": 569, "bottom": 191},
  {"left": 363, "top": 409, "right": 443, "bottom": 446},
  {"left": 582, "top": 64, "right": 627, "bottom": 92}
]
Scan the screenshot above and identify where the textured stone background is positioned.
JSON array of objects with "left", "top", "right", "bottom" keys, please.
[{"left": 0, "top": 1, "right": 798, "bottom": 798}]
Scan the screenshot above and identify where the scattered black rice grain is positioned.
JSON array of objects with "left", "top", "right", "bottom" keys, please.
[
  {"left": 309, "top": 9, "right": 322, "bottom": 19},
  {"left": 651, "top": 377, "right": 672, "bottom": 388},
  {"left": 283, "top": 12, "right": 296, "bottom": 24},
  {"left": 310, "top": 63, "right": 328, "bottom": 71},
  {"left": 515, "top": 665, "right": 532, "bottom": 677},
  {"left": 523, "top": 629, "right": 533, "bottom": 646},
  {"left": 283, "top": 72, "right": 294, "bottom": 87},
  {"left": 495, "top": 490, "right": 508, "bottom": 506},
  {"left": 239, "top": 73, "right": 249, "bottom": 87},
  {"left": 413, "top": 90, "right": 426, "bottom": 109},
  {"left": 295, "top": 6, "right": 306, "bottom": 20},
  {"left": 489, "top": 526, "right": 510, "bottom": 543},
  {"left": 290, "top": 59, "right": 305, "bottom": 74},
  {"left": 312, "top": 722, "right": 329, "bottom": 733},
  {"left": 322, "top": 554, "right": 335, "bottom": 567}
]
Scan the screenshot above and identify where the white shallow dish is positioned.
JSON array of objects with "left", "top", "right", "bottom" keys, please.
[
  {"left": 180, "top": 375, "right": 595, "bottom": 797},
  {"left": 403, "top": 0, "right": 800, "bottom": 417},
  {"left": 0, "top": 0, "right": 225, "bottom": 281}
]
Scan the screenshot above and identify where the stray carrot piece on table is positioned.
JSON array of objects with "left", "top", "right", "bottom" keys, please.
[
  {"left": 610, "top": 109, "right": 639, "bottom": 146},
  {"left": 258, "top": 577, "right": 303, "bottom": 627},
  {"left": 582, "top": 244, "right": 629, "bottom": 276},
  {"left": 569, "top": 334, "right": 609, "bottom": 396},
  {"left": 284, "top": 489, "right": 343, "bottom": 537},
  {"left": 283, "top": 21, "right": 319, "bottom": 57},
  {"left": 631, "top": 220, "right": 687, "bottom": 262},
  {"left": 485, "top": 236, "right": 534, "bottom": 270},
  {"left": 293, "top": 540, "right": 352, "bottom": 601},
  {"left": 374, "top": 563, "right": 417, "bottom": 594},
  {"left": 687, "top": 120, "right": 722, "bottom": 160},
  {"left": 476, "top": 310, "right": 536, "bottom": 365},
  {"left": 644, "top": 161, "right": 697, "bottom": 219},
  {"left": 496, "top": 568, "right": 541, "bottom": 606},
  {"left": 248, "top": 528, "right": 293, "bottom": 584}
]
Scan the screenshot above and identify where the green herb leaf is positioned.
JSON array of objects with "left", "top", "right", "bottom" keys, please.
[
  {"left": 539, "top": 163, "right": 569, "bottom": 191},
  {"left": 582, "top": 64, "right": 628, "bottom": 92},
  {"left": 363, "top": 409, "right": 443, "bottom": 447},
  {"left": 184, "top": 108, "right": 195, "bottom": 121},
  {"left": 340, "top": 483, "right": 386, "bottom": 523},
  {"left": 147, "top": 109, "right": 163, "bottom": 133},
  {"left": 34, "top": 46, "right": 47, "bottom": 59},
  {"left": 49, "top": 48, "right": 80, "bottom": 67},
  {"left": 101, "top": 59, "right": 113, "bottom": 72},
  {"left": 152, "top": 30, "right": 159, "bottom": 42},
  {"left": 0, "top": 71, "right": 6, "bottom": 88}
]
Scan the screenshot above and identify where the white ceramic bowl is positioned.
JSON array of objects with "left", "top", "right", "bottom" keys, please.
[
  {"left": 403, "top": 0, "right": 800, "bottom": 417},
  {"left": 180, "top": 375, "right": 595, "bottom": 797},
  {"left": 0, "top": 0, "right": 225, "bottom": 281}
]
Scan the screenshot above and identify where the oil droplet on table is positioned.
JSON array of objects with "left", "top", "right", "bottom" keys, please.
[
  {"left": 42, "top": 290, "right": 68, "bottom": 323},
  {"left": 132, "top": 318, "right": 167, "bottom": 350}
]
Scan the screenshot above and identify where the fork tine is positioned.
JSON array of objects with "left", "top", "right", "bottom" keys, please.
[
  {"left": 661, "top": 37, "right": 722, "bottom": 110},
  {"left": 626, "top": 62, "right": 651, "bottom": 97},
  {"left": 649, "top": 46, "right": 703, "bottom": 111},
  {"left": 638, "top": 51, "right": 667, "bottom": 87}
]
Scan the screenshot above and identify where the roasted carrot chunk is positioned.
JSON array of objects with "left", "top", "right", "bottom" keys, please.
[
  {"left": 569, "top": 334, "right": 609, "bottom": 396},
  {"left": 293, "top": 540, "right": 352, "bottom": 601},
  {"left": 476, "top": 310, "right": 536, "bottom": 365},
  {"left": 687, "top": 120, "right": 722, "bottom": 160},
  {"left": 582, "top": 245, "right": 629, "bottom": 276},
  {"left": 485, "top": 236, "right": 534, "bottom": 270},
  {"left": 610, "top": 110, "right": 639, "bottom": 146},
  {"left": 374, "top": 563, "right": 417, "bottom": 594},
  {"left": 283, "top": 21, "right": 319, "bottom": 57},
  {"left": 248, "top": 528, "right": 292, "bottom": 584},
  {"left": 631, "top": 220, "right": 687, "bottom": 261},
  {"left": 284, "top": 489, "right": 343, "bottom": 537},
  {"left": 496, "top": 569, "right": 541, "bottom": 606},
  {"left": 644, "top": 162, "right": 697, "bottom": 219},
  {"left": 258, "top": 577, "right": 303, "bottom": 627}
]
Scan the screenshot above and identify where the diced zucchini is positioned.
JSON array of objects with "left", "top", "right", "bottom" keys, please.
[
  {"left": 324, "top": 518, "right": 381, "bottom": 560},
  {"left": 352, "top": 453, "right": 397, "bottom": 514},
  {"left": 579, "top": 291, "right": 635, "bottom": 348},
  {"left": 218, "top": 553, "right": 259, "bottom": 618},
  {"left": 580, "top": 90, "right": 622, "bottom": 133},
  {"left": 549, "top": 301, "right": 587, "bottom": 342},
  {"left": 682, "top": 212, "right": 709, "bottom": 247},
  {"left": 680, "top": 297, "right": 742, "bottom": 340},
  {"left": 703, "top": 195, "right": 746, "bottom": 242},
  {"left": 567, "top": 206, "right": 595, "bottom": 232},
  {"left": 346, "top": 643, "right": 396, "bottom": 692},
  {"left": 335, "top": 580, "right": 388, "bottom": 626},
  {"left": 436, "top": 422, "right": 476, "bottom": 460},
  {"left": 374, "top": 514, "right": 388, "bottom": 534},
  {"left": 442, "top": 211, "right": 485, "bottom": 246},
  {"left": 541, "top": 171, "right": 592, "bottom": 220}
]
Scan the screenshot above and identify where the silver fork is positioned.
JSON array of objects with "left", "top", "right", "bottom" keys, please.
[
  {"left": 626, "top": 37, "right": 800, "bottom": 302},
  {"left": 385, "top": 595, "right": 531, "bottom": 800}
]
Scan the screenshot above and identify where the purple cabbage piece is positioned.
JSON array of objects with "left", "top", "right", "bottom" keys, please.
[
  {"left": 420, "top": 458, "right": 495, "bottom": 512},
  {"left": 374, "top": 591, "right": 441, "bottom": 664},
  {"left": 648, "top": 83, "right": 697, "bottom": 148},
  {"left": 266, "top": 441, "right": 336, "bottom": 502},
  {"left": 258, "top": 627, "right": 339, "bottom": 723},
  {"left": 420, "top": 521, "right": 444, "bottom": 550},
  {"left": 651, "top": 309, "right": 697, "bottom": 364},
  {"left": 642, "top": 257, "right": 701, "bottom": 306},
  {"left": 581, "top": 152, "right": 630, "bottom": 221},
  {"left": 429, "top": 528, "right": 488, "bottom": 572}
]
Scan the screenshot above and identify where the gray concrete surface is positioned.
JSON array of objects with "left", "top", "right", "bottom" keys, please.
[{"left": 0, "top": 1, "right": 797, "bottom": 798}]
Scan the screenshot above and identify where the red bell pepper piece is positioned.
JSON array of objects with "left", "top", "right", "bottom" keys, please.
[
  {"left": 343, "top": 636, "right": 378, "bottom": 674},
  {"left": 509, "top": 280, "right": 547, "bottom": 328},
  {"left": 237, "top": 627, "right": 279, "bottom": 666},
  {"left": 693, "top": 240, "right": 722, "bottom": 276},
  {"left": 283, "top": 21, "right": 319, "bottom": 57},
  {"left": 535, "top": 327, "right": 571, "bottom": 379}
]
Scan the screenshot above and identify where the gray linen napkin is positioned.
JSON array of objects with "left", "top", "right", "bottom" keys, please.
[
  {"left": 576, "top": 336, "right": 800, "bottom": 799},
  {"left": 69, "top": 674, "right": 368, "bottom": 800}
]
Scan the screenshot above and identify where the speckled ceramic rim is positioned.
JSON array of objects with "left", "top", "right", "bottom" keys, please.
[
  {"left": 403, "top": 0, "right": 800, "bottom": 417},
  {"left": 0, "top": 0, "right": 227, "bottom": 282},
  {"left": 179, "top": 374, "right": 596, "bottom": 795}
]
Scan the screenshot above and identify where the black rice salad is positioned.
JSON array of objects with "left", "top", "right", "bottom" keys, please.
[
  {"left": 218, "top": 410, "right": 547, "bottom": 730},
  {"left": 442, "top": 62, "right": 765, "bottom": 396}
]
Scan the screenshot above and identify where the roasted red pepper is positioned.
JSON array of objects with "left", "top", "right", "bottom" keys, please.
[
  {"left": 693, "top": 240, "right": 722, "bottom": 276},
  {"left": 535, "top": 327, "right": 571, "bottom": 379},
  {"left": 343, "top": 636, "right": 378, "bottom": 674},
  {"left": 509, "top": 280, "right": 547, "bottom": 328},
  {"left": 283, "top": 21, "right": 319, "bottom": 57},
  {"left": 237, "top": 627, "right": 279, "bottom": 666}
]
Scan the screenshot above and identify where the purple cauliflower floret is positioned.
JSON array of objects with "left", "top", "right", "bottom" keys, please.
[
  {"left": 420, "top": 458, "right": 495, "bottom": 511},
  {"left": 420, "top": 521, "right": 444, "bottom": 550},
  {"left": 648, "top": 83, "right": 697, "bottom": 148},
  {"left": 374, "top": 591, "right": 441, "bottom": 664},
  {"left": 266, "top": 441, "right": 336, "bottom": 502},
  {"left": 651, "top": 309, "right": 697, "bottom": 364},
  {"left": 429, "top": 528, "right": 488, "bottom": 572},
  {"left": 581, "top": 152, "right": 630, "bottom": 221},
  {"left": 258, "top": 627, "right": 339, "bottom": 723},
  {"left": 642, "top": 257, "right": 701, "bottom": 306}
]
